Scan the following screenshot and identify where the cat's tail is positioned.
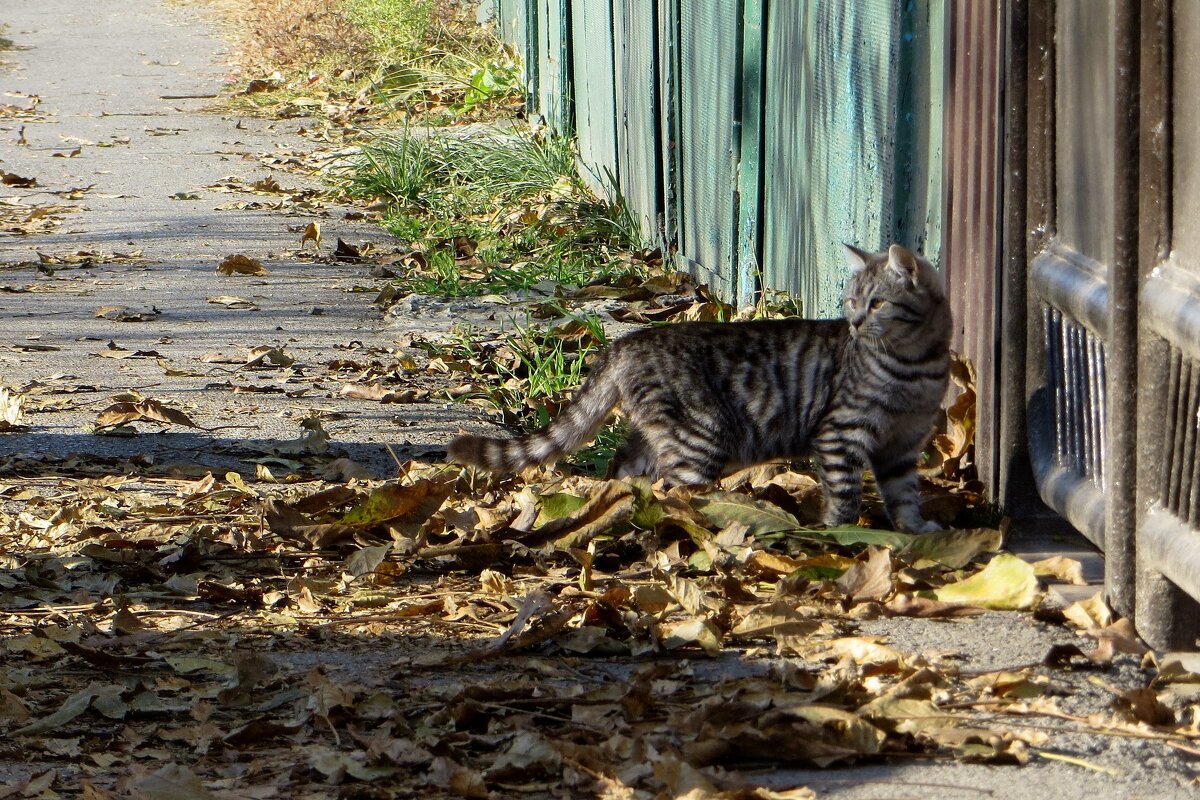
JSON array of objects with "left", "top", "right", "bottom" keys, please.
[{"left": 447, "top": 352, "right": 619, "bottom": 472}]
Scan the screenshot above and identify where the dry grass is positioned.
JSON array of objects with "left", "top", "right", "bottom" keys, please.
[
  {"left": 205, "top": 0, "right": 517, "bottom": 122},
  {"left": 230, "top": 0, "right": 374, "bottom": 76}
]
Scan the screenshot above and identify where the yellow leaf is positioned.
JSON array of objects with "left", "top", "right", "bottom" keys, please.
[
  {"left": 1033, "top": 555, "right": 1087, "bottom": 585},
  {"left": 1062, "top": 591, "right": 1113, "bottom": 630},
  {"left": 928, "top": 552, "right": 1041, "bottom": 610}
]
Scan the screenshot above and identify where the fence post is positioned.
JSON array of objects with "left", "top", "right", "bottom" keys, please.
[{"left": 736, "top": 0, "right": 765, "bottom": 308}]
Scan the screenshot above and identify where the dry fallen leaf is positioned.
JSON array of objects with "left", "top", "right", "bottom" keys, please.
[
  {"left": 217, "top": 253, "right": 268, "bottom": 275},
  {"left": 206, "top": 295, "right": 258, "bottom": 310},
  {"left": 301, "top": 220, "right": 321, "bottom": 250},
  {"left": 94, "top": 397, "right": 201, "bottom": 429},
  {"left": 95, "top": 305, "right": 160, "bottom": 322},
  {"left": 0, "top": 387, "right": 26, "bottom": 430},
  {"left": 1, "top": 170, "right": 36, "bottom": 187},
  {"left": 1063, "top": 592, "right": 1114, "bottom": 630},
  {"left": 927, "top": 553, "right": 1041, "bottom": 610}
]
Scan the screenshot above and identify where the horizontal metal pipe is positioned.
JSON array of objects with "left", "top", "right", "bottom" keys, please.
[
  {"left": 1142, "top": 262, "right": 1200, "bottom": 365},
  {"left": 1140, "top": 506, "right": 1200, "bottom": 605},
  {"left": 1031, "top": 243, "right": 1111, "bottom": 340}
]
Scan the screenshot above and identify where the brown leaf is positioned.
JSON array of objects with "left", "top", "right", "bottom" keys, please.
[
  {"left": 250, "top": 174, "right": 284, "bottom": 192},
  {"left": 341, "top": 479, "right": 452, "bottom": 530},
  {"left": 95, "top": 305, "right": 160, "bottom": 322},
  {"left": 1113, "top": 686, "right": 1175, "bottom": 726},
  {"left": 680, "top": 700, "right": 885, "bottom": 767},
  {"left": 884, "top": 594, "right": 987, "bottom": 617},
  {"left": 243, "top": 345, "right": 293, "bottom": 368},
  {"left": 1, "top": 171, "right": 36, "bottom": 187},
  {"left": 731, "top": 601, "right": 822, "bottom": 640},
  {"left": 59, "top": 640, "right": 154, "bottom": 669},
  {"left": 334, "top": 238, "right": 363, "bottom": 261},
  {"left": 339, "top": 383, "right": 421, "bottom": 403},
  {"left": 222, "top": 717, "right": 305, "bottom": 746},
  {"left": 301, "top": 221, "right": 321, "bottom": 250},
  {"left": 128, "top": 764, "right": 217, "bottom": 800},
  {"left": 835, "top": 546, "right": 893, "bottom": 602},
  {"left": 452, "top": 235, "right": 477, "bottom": 260},
  {"left": 206, "top": 295, "right": 257, "bottom": 309},
  {"left": 1063, "top": 592, "right": 1113, "bottom": 630},
  {"left": 430, "top": 757, "right": 487, "bottom": 799},
  {"left": 660, "top": 617, "right": 724, "bottom": 656},
  {"left": 111, "top": 606, "right": 149, "bottom": 635},
  {"left": 292, "top": 485, "right": 357, "bottom": 515},
  {"left": 1089, "top": 617, "right": 1148, "bottom": 656},
  {"left": 0, "top": 690, "right": 31, "bottom": 724},
  {"left": 94, "top": 398, "right": 201, "bottom": 429},
  {"left": 241, "top": 78, "right": 274, "bottom": 94},
  {"left": 263, "top": 498, "right": 357, "bottom": 548},
  {"left": 1032, "top": 555, "right": 1088, "bottom": 585},
  {"left": 217, "top": 254, "right": 268, "bottom": 275},
  {"left": 486, "top": 731, "right": 562, "bottom": 780}
]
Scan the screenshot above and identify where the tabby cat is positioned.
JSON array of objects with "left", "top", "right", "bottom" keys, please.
[{"left": 449, "top": 243, "right": 952, "bottom": 533}]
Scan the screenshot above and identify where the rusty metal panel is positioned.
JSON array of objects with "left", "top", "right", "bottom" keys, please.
[{"left": 942, "top": 0, "right": 1003, "bottom": 493}]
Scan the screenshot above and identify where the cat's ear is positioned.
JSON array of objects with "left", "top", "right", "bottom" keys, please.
[
  {"left": 887, "top": 244, "right": 920, "bottom": 286},
  {"left": 842, "top": 243, "right": 871, "bottom": 273}
]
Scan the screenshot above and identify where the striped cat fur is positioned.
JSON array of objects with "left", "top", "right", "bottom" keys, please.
[{"left": 448, "top": 243, "right": 952, "bottom": 533}]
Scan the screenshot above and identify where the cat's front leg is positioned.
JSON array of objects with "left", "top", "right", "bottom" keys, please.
[
  {"left": 813, "top": 432, "right": 867, "bottom": 527},
  {"left": 871, "top": 452, "right": 939, "bottom": 533}
]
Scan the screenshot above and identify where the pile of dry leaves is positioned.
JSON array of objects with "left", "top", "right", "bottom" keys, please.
[{"left": 1, "top": 442, "right": 1196, "bottom": 796}]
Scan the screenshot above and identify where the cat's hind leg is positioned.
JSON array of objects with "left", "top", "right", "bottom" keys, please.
[
  {"left": 610, "top": 429, "right": 655, "bottom": 478},
  {"left": 638, "top": 422, "right": 726, "bottom": 486}
]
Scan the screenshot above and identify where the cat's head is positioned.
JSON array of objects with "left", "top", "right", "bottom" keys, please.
[{"left": 841, "top": 243, "right": 948, "bottom": 343}]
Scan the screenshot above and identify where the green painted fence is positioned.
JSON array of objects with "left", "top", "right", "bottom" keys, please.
[{"left": 487, "top": 1, "right": 945, "bottom": 313}]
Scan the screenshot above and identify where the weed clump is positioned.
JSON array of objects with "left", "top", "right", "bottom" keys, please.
[
  {"left": 337, "top": 127, "right": 644, "bottom": 297},
  {"left": 219, "top": 0, "right": 520, "bottom": 122}
]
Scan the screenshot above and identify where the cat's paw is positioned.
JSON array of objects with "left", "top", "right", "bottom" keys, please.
[{"left": 903, "top": 519, "right": 942, "bottom": 534}]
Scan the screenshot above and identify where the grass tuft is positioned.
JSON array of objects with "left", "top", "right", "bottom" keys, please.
[
  {"left": 336, "top": 127, "right": 645, "bottom": 297},
  {"left": 218, "top": 0, "right": 520, "bottom": 122}
]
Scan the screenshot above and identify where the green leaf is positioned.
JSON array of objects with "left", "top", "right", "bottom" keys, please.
[
  {"left": 687, "top": 549, "right": 713, "bottom": 572},
  {"left": 340, "top": 479, "right": 449, "bottom": 527},
  {"left": 693, "top": 490, "right": 800, "bottom": 536},
  {"left": 899, "top": 527, "right": 1003, "bottom": 568},
  {"left": 926, "top": 552, "right": 1041, "bottom": 610},
  {"left": 535, "top": 492, "right": 588, "bottom": 527},
  {"left": 630, "top": 483, "right": 665, "bottom": 530},
  {"left": 798, "top": 526, "right": 914, "bottom": 549}
]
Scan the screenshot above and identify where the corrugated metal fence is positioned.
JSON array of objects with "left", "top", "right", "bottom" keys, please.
[{"left": 490, "top": 0, "right": 945, "bottom": 317}]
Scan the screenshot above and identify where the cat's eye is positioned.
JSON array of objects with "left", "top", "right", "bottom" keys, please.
[{"left": 870, "top": 298, "right": 887, "bottom": 310}]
